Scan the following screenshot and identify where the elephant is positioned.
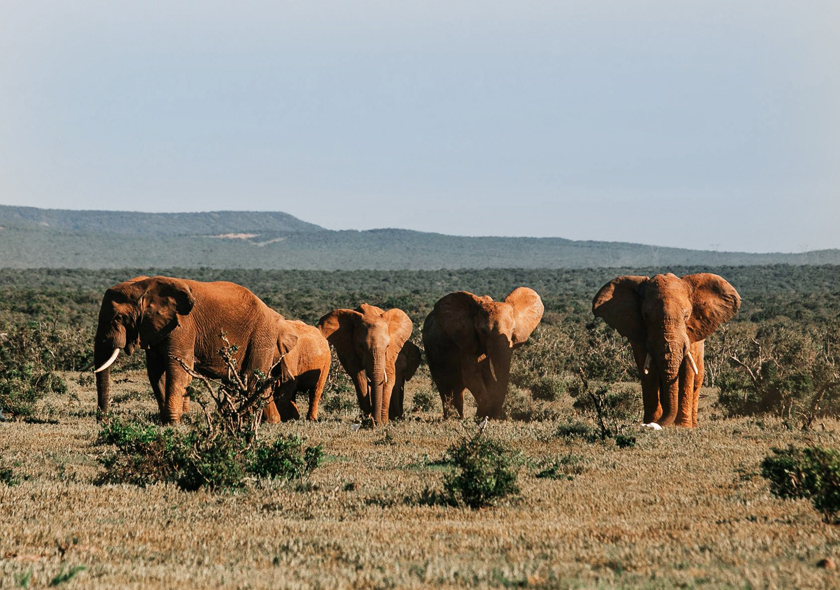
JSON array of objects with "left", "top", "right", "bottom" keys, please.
[
  {"left": 318, "top": 304, "right": 414, "bottom": 425},
  {"left": 263, "top": 318, "right": 331, "bottom": 423},
  {"left": 422, "top": 287, "right": 544, "bottom": 419},
  {"left": 93, "top": 276, "right": 297, "bottom": 424},
  {"left": 592, "top": 273, "right": 740, "bottom": 428}
]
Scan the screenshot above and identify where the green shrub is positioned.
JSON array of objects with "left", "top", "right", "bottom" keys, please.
[
  {"left": 97, "top": 417, "right": 321, "bottom": 491},
  {"left": 715, "top": 320, "right": 840, "bottom": 420},
  {"left": 535, "top": 454, "right": 586, "bottom": 480},
  {"left": 571, "top": 384, "right": 640, "bottom": 422},
  {"left": 0, "top": 324, "right": 68, "bottom": 417},
  {"left": 554, "top": 420, "right": 599, "bottom": 443},
  {"left": 1, "top": 460, "right": 22, "bottom": 486},
  {"left": 502, "top": 386, "right": 536, "bottom": 421},
  {"left": 322, "top": 380, "right": 357, "bottom": 415},
  {"left": 529, "top": 375, "right": 568, "bottom": 401},
  {"left": 249, "top": 436, "right": 323, "bottom": 480},
  {"left": 761, "top": 446, "right": 840, "bottom": 522},
  {"left": 411, "top": 389, "right": 436, "bottom": 413},
  {"left": 442, "top": 433, "right": 520, "bottom": 509}
]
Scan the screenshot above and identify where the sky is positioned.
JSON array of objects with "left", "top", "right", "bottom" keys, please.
[{"left": 1, "top": 1, "right": 838, "bottom": 253}]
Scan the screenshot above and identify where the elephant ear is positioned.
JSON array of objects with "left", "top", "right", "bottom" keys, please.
[
  {"left": 318, "top": 309, "right": 363, "bottom": 369},
  {"left": 400, "top": 341, "right": 422, "bottom": 382},
  {"left": 275, "top": 318, "right": 299, "bottom": 357},
  {"left": 505, "top": 287, "right": 544, "bottom": 346},
  {"left": 137, "top": 277, "right": 195, "bottom": 347},
  {"left": 383, "top": 308, "right": 413, "bottom": 361},
  {"left": 683, "top": 273, "right": 741, "bottom": 342},
  {"left": 592, "top": 276, "right": 648, "bottom": 342},
  {"left": 434, "top": 291, "right": 482, "bottom": 353}
]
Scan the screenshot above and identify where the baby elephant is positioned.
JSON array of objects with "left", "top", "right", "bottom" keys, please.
[
  {"left": 319, "top": 304, "right": 417, "bottom": 425},
  {"left": 264, "top": 317, "right": 331, "bottom": 423}
]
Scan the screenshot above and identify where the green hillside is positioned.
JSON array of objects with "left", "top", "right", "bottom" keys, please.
[
  {"left": 0, "top": 205, "right": 323, "bottom": 235},
  {"left": 0, "top": 206, "right": 837, "bottom": 269}
]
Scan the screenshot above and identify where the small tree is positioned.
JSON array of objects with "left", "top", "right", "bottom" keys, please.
[
  {"left": 171, "top": 333, "right": 281, "bottom": 438},
  {"left": 440, "top": 419, "right": 520, "bottom": 509}
]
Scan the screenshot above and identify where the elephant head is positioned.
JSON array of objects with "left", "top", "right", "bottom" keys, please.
[
  {"left": 434, "top": 287, "right": 543, "bottom": 417},
  {"left": 319, "top": 304, "right": 412, "bottom": 425},
  {"left": 93, "top": 276, "right": 195, "bottom": 414},
  {"left": 593, "top": 273, "right": 740, "bottom": 426}
]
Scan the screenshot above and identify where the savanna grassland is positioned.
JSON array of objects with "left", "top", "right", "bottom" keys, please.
[{"left": 2, "top": 266, "right": 840, "bottom": 589}]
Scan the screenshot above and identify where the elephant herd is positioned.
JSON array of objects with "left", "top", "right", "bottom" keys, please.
[{"left": 92, "top": 272, "right": 740, "bottom": 429}]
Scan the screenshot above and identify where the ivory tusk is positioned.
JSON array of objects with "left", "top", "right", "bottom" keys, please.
[
  {"left": 643, "top": 353, "right": 651, "bottom": 375},
  {"left": 79, "top": 359, "right": 96, "bottom": 372},
  {"left": 685, "top": 350, "right": 698, "bottom": 374},
  {"left": 94, "top": 348, "right": 121, "bottom": 373}
]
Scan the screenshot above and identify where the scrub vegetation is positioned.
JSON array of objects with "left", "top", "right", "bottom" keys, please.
[{"left": 1, "top": 265, "right": 840, "bottom": 588}]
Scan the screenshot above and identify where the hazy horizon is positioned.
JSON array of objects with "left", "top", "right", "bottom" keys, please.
[{"left": 1, "top": 1, "right": 838, "bottom": 253}]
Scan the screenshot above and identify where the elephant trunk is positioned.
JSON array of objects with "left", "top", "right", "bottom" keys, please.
[
  {"left": 657, "top": 338, "right": 684, "bottom": 427},
  {"left": 484, "top": 341, "right": 513, "bottom": 418},
  {"left": 370, "top": 351, "right": 387, "bottom": 425}
]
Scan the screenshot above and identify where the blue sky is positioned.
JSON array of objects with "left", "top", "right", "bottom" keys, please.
[{"left": 1, "top": 1, "right": 838, "bottom": 252}]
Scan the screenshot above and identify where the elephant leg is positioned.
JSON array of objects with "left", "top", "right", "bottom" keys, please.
[
  {"left": 163, "top": 357, "right": 193, "bottom": 424},
  {"left": 307, "top": 367, "right": 329, "bottom": 421},
  {"left": 631, "top": 342, "right": 661, "bottom": 424},
  {"left": 145, "top": 350, "right": 167, "bottom": 414},
  {"left": 351, "top": 370, "right": 373, "bottom": 416},
  {"left": 461, "top": 356, "right": 491, "bottom": 417},
  {"left": 691, "top": 341, "right": 705, "bottom": 428},
  {"left": 389, "top": 379, "right": 405, "bottom": 421},
  {"left": 676, "top": 359, "right": 694, "bottom": 428}
]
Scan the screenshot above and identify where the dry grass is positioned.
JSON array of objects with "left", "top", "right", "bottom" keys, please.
[{"left": 2, "top": 371, "right": 840, "bottom": 589}]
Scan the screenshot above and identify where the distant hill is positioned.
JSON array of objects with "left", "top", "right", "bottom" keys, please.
[
  {"left": 0, "top": 205, "right": 324, "bottom": 235},
  {"left": 0, "top": 205, "right": 837, "bottom": 269}
]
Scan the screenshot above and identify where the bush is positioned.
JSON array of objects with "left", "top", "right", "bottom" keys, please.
[
  {"left": 535, "top": 454, "right": 586, "bottom": 480},
  {"left": 571, "top": 383, "right": 640, "bottom": 422},
  {"left": 529, "top": 374, "right": 568, "bottom": 401},
  {"left": 411, "top": 389, "right": 437, "bottom": 413},
  {"left": 502, "top": 386, "right": 536, "bottom": 421},
  {"left": 97, "top": 417, "right": 322, "bottom": 491},
  {"left": 554, "top": 420, "right": 599, "bottom": 443},
  {"left": 250, "top": 436, "right": 323, "bottom": 480},
  {"left": 0, "top": 459, "right": 22, "bottom": 486},
  {"left": 442, "top": 431, "right": 520, "bottom": 509},
  {"left": 321, "top": 374, "right": 358, "bottom": 416},
  {"left": 761, "top": 446, "right": 840, "bottom": 523},
  {"left": 0, "top": 325, "right": 67, "bottom": 418},
  {"left": 716, "top": 320, "right": 840, "bottom": 420}
]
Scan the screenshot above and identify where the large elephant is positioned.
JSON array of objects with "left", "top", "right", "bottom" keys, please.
[
  {"left": 592, "top": 273, "right": 740, "bottom": 428},
  {"left": 318, "top": 304, "right": 414, "bottom": 425},
  {"left": 422, "top": 287, "right": 544, "bottom": 419},
  {"left": 93, "top": 276, "right": 296, "bottom": 424},
  {"left": 264, "top": 318, "right": 331, "bottom": 423}
]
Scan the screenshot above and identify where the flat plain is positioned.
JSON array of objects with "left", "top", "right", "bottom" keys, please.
[{"left": 2, "top": 368, "right": 839, "bottom": 590}]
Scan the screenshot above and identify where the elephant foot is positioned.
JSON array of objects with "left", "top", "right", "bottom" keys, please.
[{"left": 643, "top": 423, "right": 663, "bottom": 431}]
